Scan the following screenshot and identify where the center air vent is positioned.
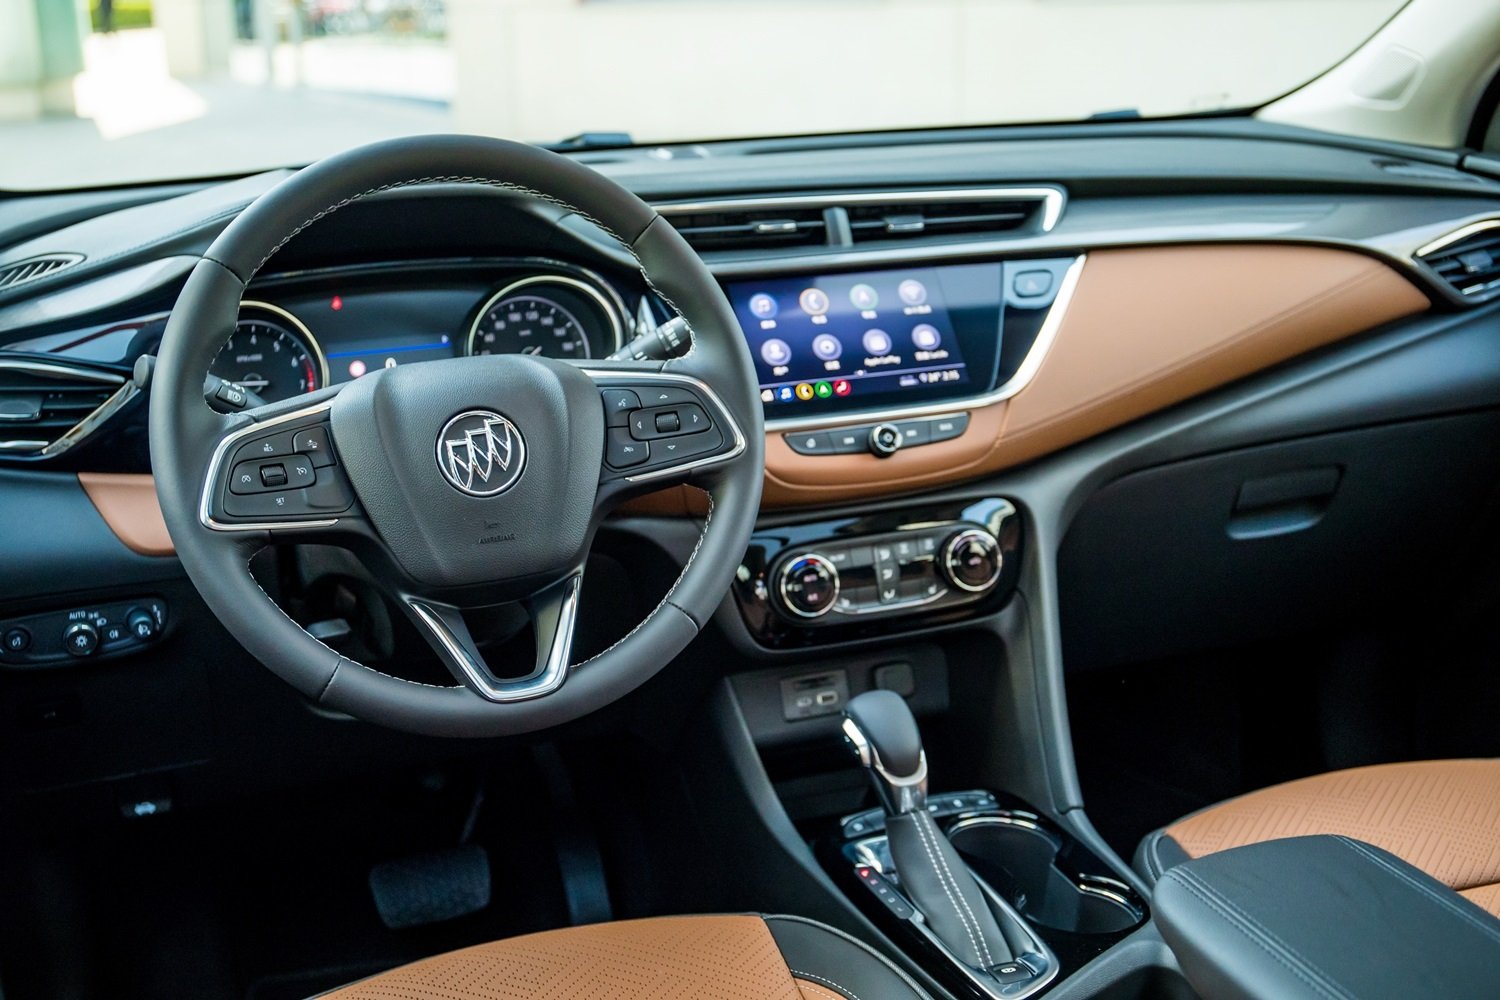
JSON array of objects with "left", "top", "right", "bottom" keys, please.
[
  {"left": 0, "top": 253, "right": 85, "bottom": 292},
  {"left": 657, "top": 187, "right": 1064, "bottom": 256},
  {"left": 0, "top": 359, "right": 133, "bottom": 459},
  {"left": 1415, "top": 221, "right": 1500, "bottom": 303}
]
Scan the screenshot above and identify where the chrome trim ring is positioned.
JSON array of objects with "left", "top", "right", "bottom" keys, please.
[
  {"left": 235, "top": 299, "right": 331, "bottom": 395},
  {"left": 942, "top": 528, "right": 1003, "bottom": 594},
  {"left": 466, "top": 273, "right": 626, "bottom": 359},
  {"left": 775, "top": 552, "right": 840, "bottom": 619}
]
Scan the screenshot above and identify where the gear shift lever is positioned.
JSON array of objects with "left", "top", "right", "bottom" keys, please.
[{"left": 843, "top": 691, "right": 1017, "bottom": 970}]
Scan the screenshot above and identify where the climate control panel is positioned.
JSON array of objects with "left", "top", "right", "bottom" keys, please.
[{"left": 733, "top": 497, "right": 1019, "bottom": 647}]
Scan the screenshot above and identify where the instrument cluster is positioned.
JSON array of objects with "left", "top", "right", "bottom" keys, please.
[{"left": 211, "top": 266, "right": 629, "bottom": 405}]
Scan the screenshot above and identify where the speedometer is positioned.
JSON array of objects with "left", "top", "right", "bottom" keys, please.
[
  {"left": 211, "top": 302, "right": 328, "bottom": 404},
  {"left": 466, "top": 275, "right": 624, "bottom": 360}
]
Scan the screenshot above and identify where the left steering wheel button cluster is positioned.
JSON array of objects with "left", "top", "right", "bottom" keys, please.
[{"left": 217, "top": 419, "right": 354, "bottom": 521}]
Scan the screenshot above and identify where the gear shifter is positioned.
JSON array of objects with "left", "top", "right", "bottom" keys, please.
[{"left": 843, "top": 691, "right": 1018, "bottom": 971}]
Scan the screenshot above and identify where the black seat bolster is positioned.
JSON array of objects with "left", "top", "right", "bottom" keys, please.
[
  {"left": 765, "top": 914, "right": 932, "bottom": 1000},
  {"left": 1154, "top": 835, "right": 1500, "bottom": 1000}
]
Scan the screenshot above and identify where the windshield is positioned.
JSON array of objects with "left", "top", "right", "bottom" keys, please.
[{"left": 3, "top": 0, "right": 1410, "bottom": 191}]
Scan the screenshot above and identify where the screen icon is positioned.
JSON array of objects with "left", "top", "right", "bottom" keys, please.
[
  {"left": 799, "top": 288, "right": 831, "bottom": 316},
  {"left": 749, "top": 293, "right": 778, "bottom": 319},
  {"left": 898, "top": 279, "right": 928, "bottom": 306},
  {"left": 760, "top": 388, "right": 775, "bottom": 403},
  {"left": 760, "top": 338, "right": 792, "bottom": 366},
  {"left": 911, "top": 323, "right": 942, "bottom": 350},
  {"left": 812, "top": 333, "right": 843, "bottom": 361},
  {"left": 794, "top": 382, "right": 816, "bottom": 401},
  {"left": 814, "top": 381, "right": 834, "bottom": 399},
  {"left": 833, "top": 379, "right": 852, "bottom": 397},
  {"left": 778, "top": 386, "right": 795, "bottom": 402},
  {"left": 862, "top": 329, "right": 893, "bottom": 356},
  {"left": 849, "top": 283, "right": 879, "bottom": 310}
]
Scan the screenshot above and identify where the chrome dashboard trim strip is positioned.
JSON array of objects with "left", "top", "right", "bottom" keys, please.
[
  {"left": 655, "top": 186, "right": 1067, "bottom": 234},
  {"left": 0, "top": 358, "right": 126, "bottom": 384},
  {"left": 1413, "top": 217, "right": 1500, "bottom": 259},
  {"left": 0, "top": 357, "right": 133, "bottom": 459},
  {"left": 763, "top": 254, "right": 1086, "bottom": 432},
  {"left": 198, "top": 400, "right": 340, "bottom": 532},
  {"left": 582, "top": 369, "right": 749, "bottom": 483}
]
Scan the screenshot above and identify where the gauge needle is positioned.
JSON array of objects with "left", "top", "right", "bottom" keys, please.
[
  {"left": 521, "top": 346, "right": 544, "bottom": 356},
  {"left": 239, "top": 378, "right": 271, "bottom": 389}
]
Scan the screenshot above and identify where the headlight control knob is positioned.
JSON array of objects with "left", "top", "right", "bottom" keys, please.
[
  {"left": 776, "top": 553, "right": 841, "bottom": 619},
  {"left": 63, "top": 621, "right": 99, "bottom": 657},
  {"left": 941, "top": 528, "right": 1002, "bottom": 594}
]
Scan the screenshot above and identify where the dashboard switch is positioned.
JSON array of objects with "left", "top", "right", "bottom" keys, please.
[
  {"left": 785, "top": 431, "right": 833, "bottom": 455},
  {"left": 292, "top": 426, "right": 336, "bottom": 467},
  {"left": 777, "top": 554, "right": 840, "bottom": 619},
  {"left": 869, "top": 423, "right": 902, "bottom": 457},
  {"left": 126, "top": 609, "right": 157, "bottom": 642},
  {"left": 942, "top": 528, "right": 1003, "bottom": 593},
  {"left": 600, "top": 389, "right": 640, "bottom": 427},
  {"left": 63, "top": 622, "right": 99, "bottom": 657},
  {"left": 4, "top": 627, "right": 30, "bottom": 653}
]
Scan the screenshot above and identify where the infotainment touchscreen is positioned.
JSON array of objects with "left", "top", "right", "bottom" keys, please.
[{"left": 726, "top": 263, "right": 1001, "bottom": 417}]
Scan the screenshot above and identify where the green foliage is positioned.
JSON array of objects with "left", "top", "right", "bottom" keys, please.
[{"left": 91, "top": 0, "right": 154, "bottom": 32}]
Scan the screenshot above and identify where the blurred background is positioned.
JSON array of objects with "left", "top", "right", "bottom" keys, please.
[{"left": 0, "top": 0, "right": 1408, "bottom": 190}]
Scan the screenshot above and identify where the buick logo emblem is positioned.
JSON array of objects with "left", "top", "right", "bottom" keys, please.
[{"left": 436, "top": 410, "right": 526, "bottom": 497}]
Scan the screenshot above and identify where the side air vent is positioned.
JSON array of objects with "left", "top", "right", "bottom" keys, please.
[
  {"left": 0, "top": 360, "right": 133, "bottom": 459},
  {"left": 0, "top": 253, "right": 85, "bottom": 291},
  {"left": 846, "top": 194, "right": 1047, "bottom": 243},
  {"left": 1416, "top": 221, "right": 1500, "bottom": 303},
  {"left": 664, "top": 206, "right": 828, "bottom": 252},
  {"left": 656, "top": 187, "right": 1065, "bottom": 256}
]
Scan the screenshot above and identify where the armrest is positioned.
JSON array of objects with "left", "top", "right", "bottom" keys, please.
[{"left": 1154, "top": 835, "right": 1500, "bottom": 1000}]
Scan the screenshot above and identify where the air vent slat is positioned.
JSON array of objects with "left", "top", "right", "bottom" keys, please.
[
  {"left": 657, "top": 187, "right": 1062, "bottom": 254},
  {"left": 0, "top": 361, "right": 129, "bottom": 459},
  {"left": 1417, "top": 222, "right": 1500, "bottom": 303},
  {"left": 0, "top": 253, "right": 85, "bottom": 291}
]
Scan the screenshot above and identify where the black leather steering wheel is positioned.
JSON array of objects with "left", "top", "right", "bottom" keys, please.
[{"left": 150, "top": 135, "right": 764, "bottom": 738}]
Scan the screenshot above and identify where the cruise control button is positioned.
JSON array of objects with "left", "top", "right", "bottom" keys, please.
[
  {"left": 291, "top": 426, "right": 336, "bottom": 467},
  {"left": 233, "top": 432, "right": 294, "bottom": 463},
  {"left": 606, "top": 429, "right": 649, "bottom": 468},
  {"left": 223, "top": 490, "right": 306, "bottom": 518},
  {"left": 930, "top": 414, "right": 969, "bottom": 442},
  {"left": 259, "top": 463, "right": 288, "bottom": 488},
  {"left": 652, "top": 429, "right": 722, "bottom": 465},
  {"left": 601, "top": 389, "right": 640, "bottom": 427},
  {"left": 784, "top": 431, "right": 833, "bottom": 455}
]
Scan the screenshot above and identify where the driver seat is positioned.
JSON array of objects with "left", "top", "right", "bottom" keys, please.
[{"left": 314, "top": 914, "right": 930, "bottom": 1000}]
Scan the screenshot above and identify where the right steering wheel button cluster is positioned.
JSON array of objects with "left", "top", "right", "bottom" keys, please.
[{"left": 598, "top": 382, "right": 727, "bottom": 475}]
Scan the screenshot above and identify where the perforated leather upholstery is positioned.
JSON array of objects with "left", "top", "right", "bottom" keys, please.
[
  {"left": 315, "top": 914, "right": 929, "bottom": 1000},
  {"left": 1137, "top": 759, "right": 1500, "bottom": 917}
]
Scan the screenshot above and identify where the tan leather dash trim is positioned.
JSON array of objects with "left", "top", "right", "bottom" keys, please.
[
  {"left": 762, "top": 244, "right": 1429, "bottom": 508},
  {"left": 78, "top": 472, "right": 174, "bottom": 557}
]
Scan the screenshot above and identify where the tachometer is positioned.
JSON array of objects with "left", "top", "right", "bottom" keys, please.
[
  {"left": 466, "top": 275, "right": 624, "bottom": 360},
  {"left": 211, "top": 302, "right": 328, "bottom": 404}
]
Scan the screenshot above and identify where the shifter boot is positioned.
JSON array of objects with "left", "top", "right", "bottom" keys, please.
[{"left": 887, "top": 809, "right": 1016, "bottom": 969}]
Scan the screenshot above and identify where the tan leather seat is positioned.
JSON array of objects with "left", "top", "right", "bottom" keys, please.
[
  {"left": 314, "top": 914, "right": 930, "bottom": 1000},
  {"left": 1136, "top": 759, "right": 1500, "bottom": 916}
]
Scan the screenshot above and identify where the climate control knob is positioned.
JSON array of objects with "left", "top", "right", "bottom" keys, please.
[
  {"left": 940, "top": 528, "right": 1002, "bottom": 594},
  {"left": 776, "top": 553, "right": 841, "bottom": 619}
]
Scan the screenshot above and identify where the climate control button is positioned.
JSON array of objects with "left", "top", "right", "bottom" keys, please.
[
  {"left": 941, "top": 528, "right": 1003, "bottom": 594},
  {"left": 777, "top": 553, "right": 841, "bottom": 619}
]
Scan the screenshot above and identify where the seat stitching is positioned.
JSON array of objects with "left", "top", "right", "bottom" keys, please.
[
  {"left": 1163, "top": 869, "right": 1352, "bottom": 1000},
  {"left": 789, "top": 970, "right": 864, "bottom": 1000},
  {"left": 1335, "top": 837, "right": 1500, "bottom": 944},
  {"left": 910, "top": 809, "right": 989, "bottom": 966}
]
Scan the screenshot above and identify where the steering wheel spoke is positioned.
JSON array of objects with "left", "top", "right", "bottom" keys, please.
[
  {"left": 199, "top": 392, "right": 364, "bottom": 535},
  {"left": 584, "top": 362, "right": 748, "bottom": 510},
  {"left": 405, "top": 572, "right": 583, "bottom": 703}
]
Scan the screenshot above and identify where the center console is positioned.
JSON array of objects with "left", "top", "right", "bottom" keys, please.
[{"left": 732, "top": 496, "right": 1021, "bottom": 647}]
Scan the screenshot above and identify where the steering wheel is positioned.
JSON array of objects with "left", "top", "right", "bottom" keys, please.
[{"left": 150, "top": 136, "right": 765, "bottom": 738}]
